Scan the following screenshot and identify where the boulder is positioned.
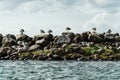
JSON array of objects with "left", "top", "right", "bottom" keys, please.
[
  {"left": 54, "top": 35, "right": 71, "bottom": 44},
  {"left": 115, "top": 36, "right": 120, "bottom": 42},
  {"left": 0, "top": 33, "right": 3, "bottom": 46},
  {"left": 6, "top": 34, "right": 16, "bottom": 40},
  {"left": 2, "top": 37, "right": 17, "bottom": 47},
  {"left": 81, "top": 31, "right": 90, "bottom": 41},
  {"left": 33, "top": 34, "right": 47, "bottom": 41},
  {"left": 62, "top": 32, "right": 75, "bottom": 42},
  {"left": 29, "top": 45, "right": 41, "bottom": 51},
  {"left": 35, "top": 39, "right": 49, "bottom": 47},
  {"left": 45, "top": 34, "right": 54, "bottom": 41},
  {"left": 88, "top": 34, "right": 103, "bottom": 43},
  {"left": 64, "top": 53, "right": 83, "bottom": 60},
  {"left": 0, "top": 47, "right": 9, "bottom": 57},
  {"left": 73, "top": 47, "right": 81, "bottom": 53},
  {"left": 53, "top": 48, "right": 65, "bottom": 56},
  {"left": 73, "top": 34, "right": 82, "bottom": 43},
  {"left": 104, "top": 34, "right": 115, "bottom": 42},
  {"left": 16, "top": 34, "right": 32, "bottom": 42},
  {"left": 34, "top": 34, "right": 53, "bottom": 42}
]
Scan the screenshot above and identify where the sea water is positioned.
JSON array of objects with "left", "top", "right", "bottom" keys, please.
[{"left": 0, "top": 61, "right": 119, "bottom": 80}]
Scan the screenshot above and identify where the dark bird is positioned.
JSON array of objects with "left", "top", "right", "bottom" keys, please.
[
  {"left": 48, "top": 29, "right": 53, "bottom": 34},
  {"left": 107, "top": 29, "right": 112, "bottom": 33},
  {"left": 92, "top": 27, "right": 96, "bottom": 31},
  {"left": 40, "top": 29, "right": 45, "bottom": 34},
  {"left": 66, "top": 27, "right": 71, "bottom": 32},
  {"left": 20, "top": 29, "right": 25, "bottom": 34}
]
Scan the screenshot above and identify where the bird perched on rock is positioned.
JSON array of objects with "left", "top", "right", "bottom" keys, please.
[
  {"left": 107, "top": 29, "right": 112, "bottom": 34},
  {"left": 92, "top": 27, "right": 96, "bottom": 31},
  {"left": 40, "top": 29, "right": 45, "bottom": 34},
  {"left": 20, "top": 29, "right": 25, "bottom": 35},
  {"left": 105, "top": 29, "right": 112, "bottom": 39},
  {"left": 48, "top": 29, "right": 53, "bottom": 34},
  {"left": 92, "top": 27, "right": 97, "bottom": 35},
  {"left": 66, "top": 27, "right": 71, "bottom": 32}
]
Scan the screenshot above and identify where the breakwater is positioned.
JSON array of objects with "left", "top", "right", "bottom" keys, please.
[{"left": 0, "top": 28, "right": 120, "bottom": 60}]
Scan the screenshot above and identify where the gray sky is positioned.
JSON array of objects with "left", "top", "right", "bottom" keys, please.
[{"left": 0, "top": 0, "right": 120, "bottom": 36}]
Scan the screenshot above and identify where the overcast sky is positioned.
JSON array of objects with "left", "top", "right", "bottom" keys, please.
[{"left": 0, "top": 0, "right": 120, "bottom": 36}]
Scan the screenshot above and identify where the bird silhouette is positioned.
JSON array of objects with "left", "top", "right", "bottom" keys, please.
[
  {"left": 92, "top": 27, "right": 96, "bottom": 31},
  {"left": 40, "top": 29, "right": 45, "bottom": 34},
  {"left": 48, "top": 29, "right": 53, "bottom": 34},
  {"left": 20, "top": 29, "right": 25, "bottom": 34},
  {"left": 66, "top": 27, "right": 71, "bottom": 32}
]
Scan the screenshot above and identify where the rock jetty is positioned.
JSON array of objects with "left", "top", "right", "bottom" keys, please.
[{"left": 0, "top": 28, "right": 120, "bottom": 61}]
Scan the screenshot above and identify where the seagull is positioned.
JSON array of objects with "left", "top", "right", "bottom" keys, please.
[
  {"left": 66, "top": 27, "right": 71, "bottom": 32},
  {"left": 40, "top": 29, "right": 45, "bottom": 34},
  {"left": 92, "top": 27, "right": 96, "bottom": 31},
  {"left": 20, "top": 29, "right": 25, "bottom": 35},
  {"left": 48, "top": 29, "right": 53, "bottom": 34},
  {"left": 107, "top": 29, "right": 112, "bottom": 33}
]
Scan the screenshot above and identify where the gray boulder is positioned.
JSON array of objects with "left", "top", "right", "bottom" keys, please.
[
  {"left": 36, "top": 39, "right": 49, "bottom": 47},
  {"left": 6, "top": 34, "right": 16, "bottom": 40},
  {"left": 0, "top": 47, "right": 9, "bottom": 57},
  {"left": 16, "top": 34, "right": 32, "bottom": 42},
  {"left": 88, "top": 34, "right": 103, "bottom": 43},
  {"left": 115, "top": 36, "right": 120, "bottom": 42},
  {"left": 33, "top": 34, "right": 53, "bottom": 41},
  {"left": 62, "top": 32, "right": 75, "bottom": 42},
  {"left": 81, "top": 31, "right": 90, "bottom": 41},
  {"left": 2, "top": 37, "right": 17, "bottom": 47},
  {"left": 33, "top": 34, "right": 47, "bottom": 41},
  {"left": 0, "top": 33, "right": 3, "bottom": 46},
  {"left": 73, "top": 33, "right": 82, "bottom": 43},
  {"left": 29, "top": 45, "right": 41, "bottom": 51}
]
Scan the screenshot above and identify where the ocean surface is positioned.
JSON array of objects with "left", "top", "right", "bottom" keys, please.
[{"left": 0, "top": 61, "right": 120, "bottom": 80}]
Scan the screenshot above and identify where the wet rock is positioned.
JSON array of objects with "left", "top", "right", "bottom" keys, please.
[
  {"left": 47, "top": 53, "right": 53, "bottom": 58},
  {"left": 114, "top": 53, "right": 120, "bottom": 60},
  {"left": 0, "top": 47, "right": 8, "bottom": 57},
  {"left": 73, "top": 47, "right": 81, "bottom": 53},
  {"left": 52, "top": 54, "right": 63, "bottom": 60},
  {"left": 35, "top": 55, "right": 47, "bottom": 60},
  {"left": 4, "top": 55, "right": 10, "bottom": 60},
  {"left": 92, "top": 54, "right": 100, "bottom": 60},
  {"left": 97, "top": 48, "right": 105, "bottom": 54},
  {"left": 54, "top": 48, "right": 65, "bottom": 56},
  {"left": 64, "top": 53, "right": 83, "bottom": 60}
]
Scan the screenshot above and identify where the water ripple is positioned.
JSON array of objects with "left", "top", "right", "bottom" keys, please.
[{"left": 0, "top": 61, "right": 120, "bottom": 80}]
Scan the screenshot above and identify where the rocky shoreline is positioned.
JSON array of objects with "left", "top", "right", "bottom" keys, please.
[{"left": 0, "top": 28, "right": 120, "bottom": 61}]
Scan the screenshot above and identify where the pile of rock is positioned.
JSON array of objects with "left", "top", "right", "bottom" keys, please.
[{"left": 0, "top": 28, "right": 119, "bottom": 60}]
